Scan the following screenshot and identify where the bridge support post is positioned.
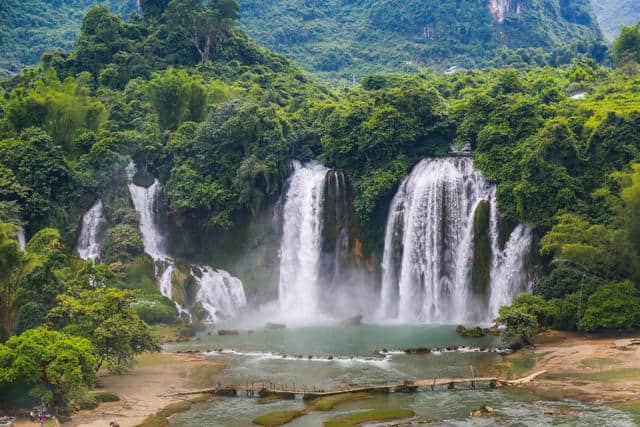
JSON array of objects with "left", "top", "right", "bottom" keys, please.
[
  {"left": 490, "top": 380, "right": 497, "bottom": 389},
  {"left": 448, "top": 382, "right": 455, "bottom": 390}
]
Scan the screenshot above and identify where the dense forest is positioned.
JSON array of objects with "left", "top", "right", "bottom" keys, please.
[{"left": 1, "top": 0, "right": 640, "bottom": 417}]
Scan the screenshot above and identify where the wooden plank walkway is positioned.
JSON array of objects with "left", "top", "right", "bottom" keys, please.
[{"left": 163, "top": 371, "right": 547, "bottom": 399}]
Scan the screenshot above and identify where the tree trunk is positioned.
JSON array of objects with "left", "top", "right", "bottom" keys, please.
[{"left": 202, "top": 31, "right": 212, "bottom": 63}]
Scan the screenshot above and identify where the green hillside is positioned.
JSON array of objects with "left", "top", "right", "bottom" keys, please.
[
  {"left": 591, "top": 0, "right": 640, "bottom": 40},
  {"left": 238, "top": 0, "right": 604, "bottom": 80},
  {"left": 0, "top": 0, "right": 606, "bottom": 80},
  {"left": 0, "top": 0, "right": 137, "bottom": 78}
]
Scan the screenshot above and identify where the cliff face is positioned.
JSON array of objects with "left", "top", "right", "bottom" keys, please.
[{"left": 591, "top": 0, "right": 640, "bottom": 40}]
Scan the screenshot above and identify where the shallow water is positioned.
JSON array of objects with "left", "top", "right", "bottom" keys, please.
[{"left": 167, "top": 325, "right": 634, "bottom": 426}]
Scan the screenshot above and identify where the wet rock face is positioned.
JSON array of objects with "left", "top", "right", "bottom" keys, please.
[
  {"left": 489, "top": 0, "right": 511, "bottom": 23},
  {"left": 471, "top": 200, "right": 491, "bottom": 301}
]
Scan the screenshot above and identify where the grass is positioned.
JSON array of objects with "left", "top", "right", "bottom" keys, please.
[
  {"left": 543, "top": 368, "right": 640, "bottom": 382},
  {"left": 252, "top": 393, "right": 375, "bottom": 425},
  {"left": 580, "top": 358, "right": 622, "bottom": 368},
  {"left": 324, "top": 408, "right": 415, "bottom": 427},
  {"left": 307, "top": 393, "right": 373, "bottom": 411},
  {"left": 612, "top": 400, "right": 640, "bottom": 424},
  {"left": 156, "top": 400, "right": 193, "bottom": 418},
  {"left": 503, "top": 351, "right": 552, "bottom": 379},
  {"left": 187, "top": 363, "right": 224, "bottom": 388},
  {"left": 149, "top": 324, "right": 182, "bottom": 343},
  {"left": 253, "top": 409, "right": 305, "bottom": 426}
]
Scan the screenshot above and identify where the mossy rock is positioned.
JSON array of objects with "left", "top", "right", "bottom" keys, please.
[
  {"left": 156, "top": 400, "right": 193, "bottom": 418},
  {"left": 324, "top": 408, "right": 415, "bottom": 427},
  {"left": 456, "top": 325, "right": 487, "bottom": 338},
  {"left": 133, "top": 293, "right": 179, "bottom": 325},
  {"left": 253, "top": 409, "right": 304, "bottom": 426},
  {"left": 133, "top": 168, "right": 156, "bottom": 188},
  {"left": 471, "top": 200, "right": 491, "bottom": 299},
  {"left": 88, "top": 390, "right": 120, "bottom": 403},
  {"left": 136, "top": 414, "right": 169, "bottom": 427},
  {"left": 75, "top": 395, "right": 98, "bottom": 410}
]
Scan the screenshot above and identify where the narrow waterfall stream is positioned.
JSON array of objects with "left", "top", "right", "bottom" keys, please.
[
  {"left": 379, "top": 158, "right": 531, "bottom": 324},
  {"left": 278, "top": 161, "right": 329, "bottom": 317},
  {"left": 126, "top": 163, "right": 246, "bottom": 322},
  {"left": 75, "top": 199, "right": 107, "bottom": 261},
  {"left": 16, "top": 226, "right": 26, "bottom": 251}
]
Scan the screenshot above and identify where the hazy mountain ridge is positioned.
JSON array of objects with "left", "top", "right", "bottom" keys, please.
[
  {"left": 237, "top": 0, "right": 602, "bottom": 80},
  {"left": 0, "top": 0, "right": 138, "bottom": 78},
  {"left": 591, "top": 0, "right": 640, "bottom": 40}
]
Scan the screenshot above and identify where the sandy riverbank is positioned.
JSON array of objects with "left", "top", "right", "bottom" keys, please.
[
  {"left": 499, "top": 330, "right": 640, "bottom": 405},
  {"left": 65, "top": 352, "right": 224, "bottom": 427}
]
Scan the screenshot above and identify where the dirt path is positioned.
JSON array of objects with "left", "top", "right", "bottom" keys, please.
[
  {"left": 500, "top": 330, "right": 640, "bottom": 404},
  {"left": 65, "top": 352, "right": 224, "bottom": 427}
]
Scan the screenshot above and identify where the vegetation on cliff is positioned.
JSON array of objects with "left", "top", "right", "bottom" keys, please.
[{"left": 1, "top": 0, "right": 640, "bottom": 411}]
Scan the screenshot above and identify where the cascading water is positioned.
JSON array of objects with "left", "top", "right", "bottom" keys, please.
[
  {"left": 16, "top": 226, "right": 26, "bottom": 251},
  {"left": 193, "top": 266, "right": 247, "bottom": 323},
  {"left": 378, "top": 158, "right": 531, "bottom": 324},
  {"left": 76, "top": 200, "right": 107, "bottom": 261},
  {"left": 126, "top": 162, "right": 246, "bottom": 322},
  {"left": 278, "top": 161, "right": 329, "bottom": 316}
]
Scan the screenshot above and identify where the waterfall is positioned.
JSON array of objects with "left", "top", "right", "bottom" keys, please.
[
  {"left": 126, "top": 162, "right": 246, "bottom": 322},
  {"left": 278, "top": 161, "right": 329, "bottom": 316},
  {"left": 193, "top": 266, "right": 247, "bottom": 322},
  {"left": 488, "top": 223, "right": 532, "bottom": 319},
  {"left": 76, "top": 200, "right": 107, "bottom": 262},
  {"left": 378, "top": 158, "right": 531, "bottom": 324},
  {"left": 16, "top": 226, "right": 26, "bottom": 251}
]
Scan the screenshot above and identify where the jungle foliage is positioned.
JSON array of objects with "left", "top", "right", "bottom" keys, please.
[{"left": 1, "top": 0, "right": 640, "bottom": 410}]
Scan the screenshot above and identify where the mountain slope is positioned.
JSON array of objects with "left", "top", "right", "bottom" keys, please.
[
  {"left": 0, "top": 0, "right": 137, "bottom": 77},
  {"left": 591, "top": 0, "right": 640, "bottom": 40},
  {"left": 238, "top": 0, "right": 603, "bottom": 80}
]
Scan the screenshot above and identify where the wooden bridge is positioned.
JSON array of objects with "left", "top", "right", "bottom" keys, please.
[{"left": 165, "top": 371, "right": 546, "bottom": 400}]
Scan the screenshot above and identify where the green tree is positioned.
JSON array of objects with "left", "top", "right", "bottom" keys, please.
[
  {"left": 494, "top": 293, "right": 558, "bottom": 346},
  {"left": 146, "top": 68, "right": 207, "bottom": 130},
  {"left": 579, "top": 281, "right": 640, "bottom": 331},
  {"left": 140, "top": 0, "right": 169, "bottom": 18},
  {"left": 47, "top": 288, "right": 160, "bottom": 373},
  {"left": 0, "top": 327, "right": 96, "bottom": 413},
  {"left": 165, "top": 0, "right": 239, "bottom": 64},
  {"left": 612, "top": 24, "right": 640, "bottom": 66},
  {"left": 494, "top": 305, "right": 541, "bottom": 346},
  {"left": 0, "top": 223, "right": 25, "bottom": 341}
]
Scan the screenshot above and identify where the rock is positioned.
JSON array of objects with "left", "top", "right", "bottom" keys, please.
[
  {"left": 405, "top": 347, "right": 431, "bottom": 354},
  {"left": 328, "top": 355, "right": 334, "bottom": 360},
  {"left": 218, "top": 329, "right": 239, "bottom": 336},
  {"left": 456, "top": 325, "right": 487, "bottom": 338},
  {"left": 265, "top": 322, "right": 286, "bottom": 330},
  {"left": 340, "top": 314, "right": 363, "bottom": 326}
]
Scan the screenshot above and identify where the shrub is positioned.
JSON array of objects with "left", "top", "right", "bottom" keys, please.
[{"left": 579, "top": 281, "right": 640, "bottom": 331}]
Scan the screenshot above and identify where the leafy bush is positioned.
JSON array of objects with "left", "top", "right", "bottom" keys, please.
[{"left": 579, "top": 281, "right": 640, "bottom": 331}]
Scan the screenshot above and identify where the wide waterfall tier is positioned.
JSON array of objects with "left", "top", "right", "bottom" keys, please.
[
  {"left": 75, "top": 199, "right": 107, "bottom": 262},
  {"left": 278, "top": 161, "right": 330, "bottom": 316},
  {"left": 379, "top": 157, "right": 531, "bottom": 324},
  {"left": 193, "top": 266, "right": 247, "bottom": 322},
  {"left": 126, "top": 162, "right": 246, "bottom": 322}
]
